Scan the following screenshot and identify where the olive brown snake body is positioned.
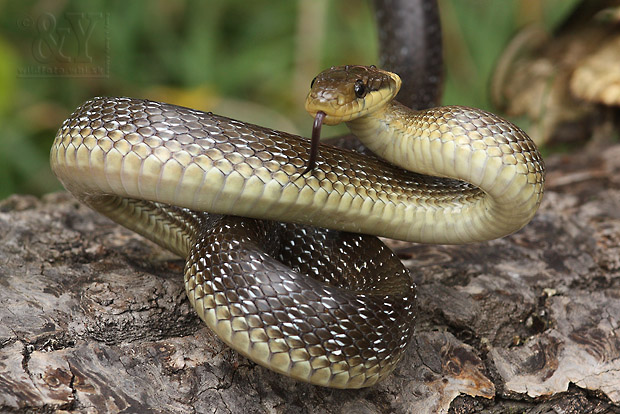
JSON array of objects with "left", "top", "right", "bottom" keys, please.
[{"left": 50, "top": 3, "right": 544, "bottom": 389}]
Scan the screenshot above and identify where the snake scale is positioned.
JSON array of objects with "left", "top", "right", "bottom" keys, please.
[{"left": 50, "top": 3, "right": 544, "bottom": 389}]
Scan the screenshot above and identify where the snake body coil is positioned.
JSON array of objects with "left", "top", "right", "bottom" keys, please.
[{"left": 51, "top": 66, "right": 544, "bottom": 388}]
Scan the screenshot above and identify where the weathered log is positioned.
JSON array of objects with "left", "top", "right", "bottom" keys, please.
[{"left": 1, "top": 144, "right": 619, "bottom": 413}]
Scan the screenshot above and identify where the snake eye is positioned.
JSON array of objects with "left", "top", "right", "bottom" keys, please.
[
  {"left": 354, "top": 79, "right": 367, "bottom": 98},
  {"left": 310, "top": 77, "right": 317, "bottom": 88}
]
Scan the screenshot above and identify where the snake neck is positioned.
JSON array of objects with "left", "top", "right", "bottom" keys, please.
[
  {"left": 346, "top": 100, "right": 467, "bottom": 183},
  {"left": 346, "top": 101, "right": 421, "bottom": 172},
  {"left": 345, "top": 101, "right": 545, "bottom": 243}
]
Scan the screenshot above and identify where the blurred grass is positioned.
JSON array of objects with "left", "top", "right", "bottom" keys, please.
[{"left": 0, "top": 0, "right": 578, "bottom": 199}]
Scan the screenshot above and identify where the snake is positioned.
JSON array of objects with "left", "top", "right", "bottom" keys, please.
[{"left": 50, "top": 4, "right": 545, "bottom": 390}]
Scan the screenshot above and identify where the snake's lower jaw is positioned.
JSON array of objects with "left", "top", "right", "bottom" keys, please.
[
  {"left": 321, "top": 117, "right": 342, "bottom": 126},
  {"left": 322, "top": 116, "right": 347, "bottom": 126}
]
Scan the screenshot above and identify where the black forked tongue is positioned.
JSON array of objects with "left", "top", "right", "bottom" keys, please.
[{"left": 300, "top": 111, "right": 326, "bottom": 176}]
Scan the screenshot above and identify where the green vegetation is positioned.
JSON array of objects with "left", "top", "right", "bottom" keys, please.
[{"left": 0, "top": 0, "right": 577, "bottom": 199}]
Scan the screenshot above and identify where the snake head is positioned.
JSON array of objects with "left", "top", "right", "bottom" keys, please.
[{"left": 305, "top": 65, "right": 402, "bottom": 125}]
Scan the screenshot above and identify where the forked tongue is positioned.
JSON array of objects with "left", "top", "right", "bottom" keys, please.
[{"left": 300, "top": 111, "right": 326, "bottom": 176}]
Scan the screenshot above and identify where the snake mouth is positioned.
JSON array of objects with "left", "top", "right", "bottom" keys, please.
[
  {"left": 304, "top": 87, "right": 398, "bottom": 125},
  {"left": 304, "top": 103, "right": 347, "bottom": 125}
]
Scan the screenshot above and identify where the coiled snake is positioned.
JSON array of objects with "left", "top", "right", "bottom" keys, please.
[{"left": 50, "top": 12, "right": 544, "bottom": 392}]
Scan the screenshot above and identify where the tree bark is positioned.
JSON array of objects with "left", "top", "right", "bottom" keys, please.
[{"left": 1, "top": 143, "right": 619, "bottom": 413}]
